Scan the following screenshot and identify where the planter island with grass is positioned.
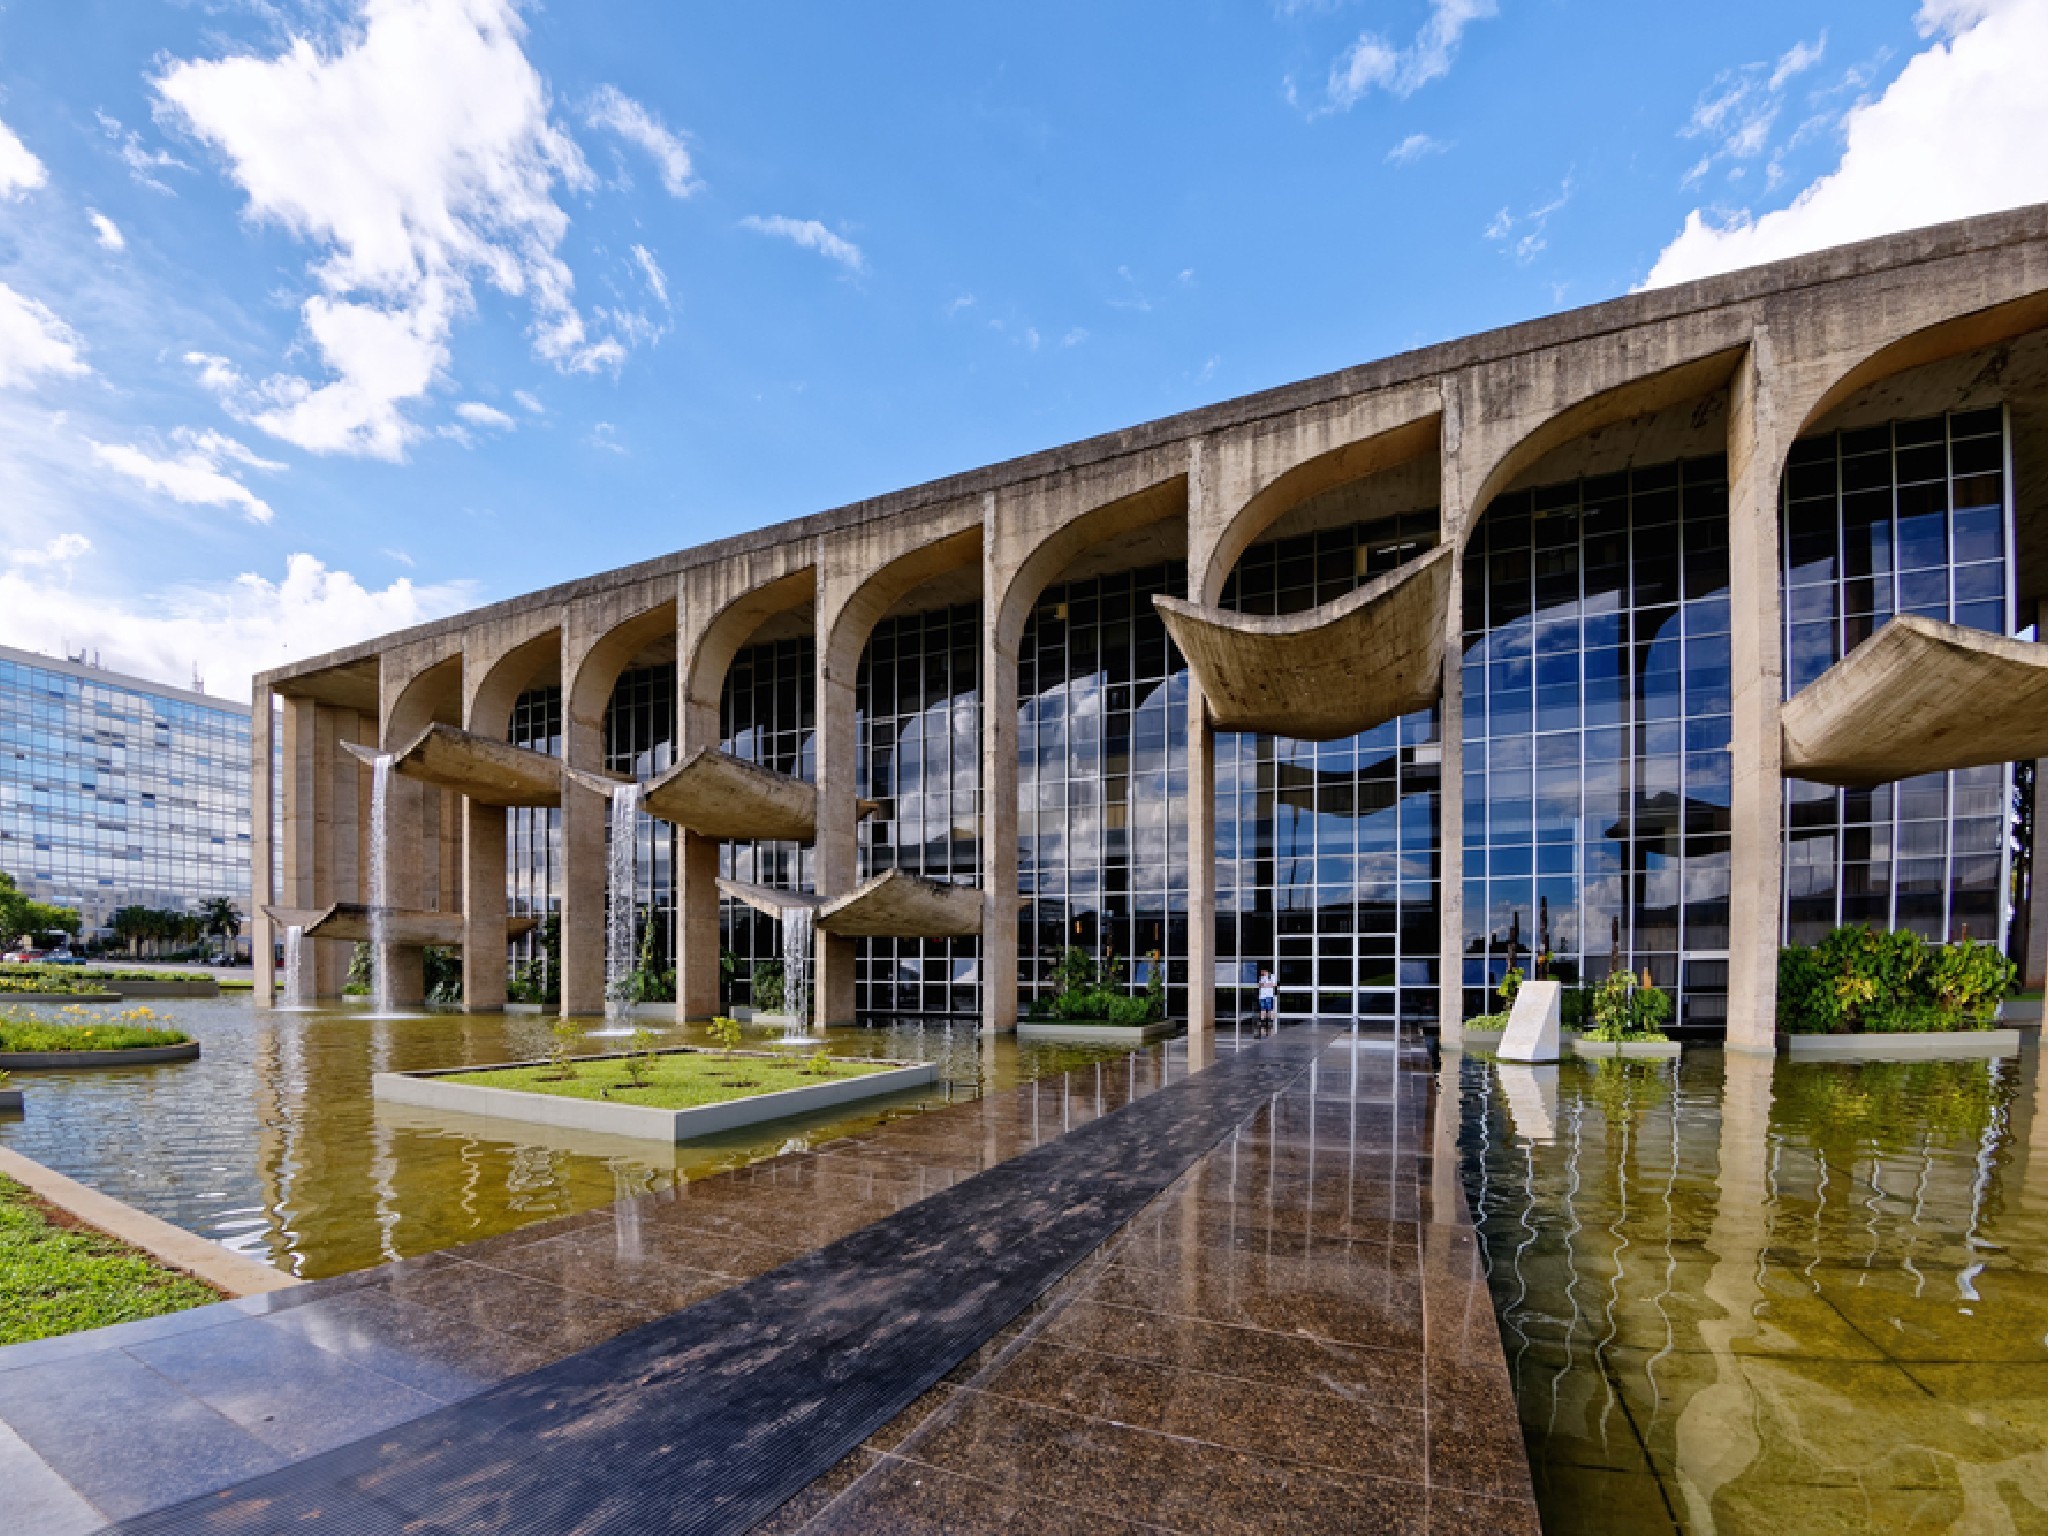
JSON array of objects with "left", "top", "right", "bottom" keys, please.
[
  {"left": 0, "top": 963, "right": 218, "bottom": 1001},
  {"left": 375, "top": 1033, "right": 936, "bottom": 1143},
  {"left": 0, "top": 1006, "right": 199, "bottom": 1068},
  {"left": 1016, "top": 947, "right": 1175, "bottom": 1044}
]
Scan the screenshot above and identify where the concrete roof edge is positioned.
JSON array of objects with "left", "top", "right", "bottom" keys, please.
[{"left": 258, "top": 202, "right": 2048, "bottom": 689}]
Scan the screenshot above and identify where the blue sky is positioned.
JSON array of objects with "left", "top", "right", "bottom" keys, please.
[{"left": 0, "top": 0, "right": 2042, "bottom": 696}]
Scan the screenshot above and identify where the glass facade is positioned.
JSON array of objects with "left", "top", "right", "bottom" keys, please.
[
  {"left": 1461, "top": 456, "right": 1735, "bottom": 1026},
  {"left": 856, "top": 604, "right": 982, "bottom": 1017},
  {"left": 1018, "top": 565, "right": 1192, "bottom": 1019},
  {"left": 506, "top": 683, "right": 561, "bottom": 935},
  {"left": 1781, "top": 408, "right": 2013, "bottom": 946},
  {"left": 1216, "top": 511, "right": 1443, "bottom": 1025},
  {"left": 477, "top": 405, "right": 2020, "bottom": 1032},
  {"left": 0, "top": 647, "right": 251, "bottom": 934}
]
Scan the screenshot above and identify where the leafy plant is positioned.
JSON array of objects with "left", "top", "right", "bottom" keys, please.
[
  {"left": 1582, "top": 967, "right": 1671, "bottom": 1042},
  {"left": 750, "top": 960, "right": 785, "bottom": 1014},
  {"left": 1497, "top": 965, "right": 1523, "bottom": 1012},
  {"left": 623, "top": 1026, "right": 660, "bottom": 1088},
  {"left": 545, "top": 1017, "right": 583, "bottom": 1080},
  {"left": 707, "top": 1014, "right": 745, "bottom": 1056},
  {"left": 1779, "top": 925, "right": 2015, "bottom": 1034},
  {"left": 424, "top": 946, "right": 462, "bottom": 1006},
  {"left": 507, "top": 913, "right": 561, "bottom": 1006}
]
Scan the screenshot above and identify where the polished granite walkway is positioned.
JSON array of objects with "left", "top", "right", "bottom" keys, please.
[{"left": 0, "top": 1028, "right": 1532, "bottom": 1535}]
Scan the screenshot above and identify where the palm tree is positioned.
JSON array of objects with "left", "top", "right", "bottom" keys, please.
[{"left": 201, "top": 897, "right": 241, "bottom": 960}]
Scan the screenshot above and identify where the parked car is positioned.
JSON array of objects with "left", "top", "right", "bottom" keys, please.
[
  {"left": 2, "top": 948, "right": 47, "bottom": 964},
  {"left": 43, "top": 951, "right": 84, "bottom": 966}
]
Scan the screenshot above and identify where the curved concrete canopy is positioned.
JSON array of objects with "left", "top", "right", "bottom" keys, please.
[
  {"left": 714, "top": 878, "right": 821, "bottom": 919},
  {"left": 263, "top": 903, "right": 538, "bottom": 947},
  {"left": 342, "top": 724, "right": 570, "bottom": 808},
  {"left": 1152, "top": 543, "right": 1451, "bottom": 741},
  {"left": 1782, "top": 615, "right": 2048, "bottom": 787},
  {"left": 818, "top": 870, "right": 984, "bottom": 939},
  {"left": 577, "top": 748, "right": 873, "bottom": 842}
]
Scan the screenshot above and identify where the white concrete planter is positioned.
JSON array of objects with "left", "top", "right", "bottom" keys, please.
[
  {"left": 1571, "top": 1039, "right": 1682, "bottom": 1059},
  {"left": 1017, "top": 1020, "right": 1178, "bottom": 1044},
  {"left": 0, "top": 1041, "right": 200, "bottom": 1069},
  {"left": 373, "top": 1047, "right": 937, "bottom": 1143},
  {"left": 1782, "top": 1029, "right": 2020, "bottom": 1060}
]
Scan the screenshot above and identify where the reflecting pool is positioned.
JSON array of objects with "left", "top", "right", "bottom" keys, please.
[
  {"left": 1459, "top": 1045, "right": 2048, "bottom": 1534},
  {"left": 0, "top": 998, "right": 1136, "bottom": 1279}
]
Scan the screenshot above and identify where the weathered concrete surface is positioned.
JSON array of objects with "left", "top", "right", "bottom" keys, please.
[
  {"left": 818, "top": 870, "right": 984, "bottom": 939},
  {"left": 264, "top": 903, "right": 538, "bottom": 948},
  {"left": 610, "top": 748, "right": 840, "bottom": 842},
  {"left": 1782, "top": 615, "right": 2048, "bottom": 786},
  {"left": 1154, "top": 543, "right": 1450, "bottom": 740},
  {"left": 1498, "top": 979, "right": 1563, "bottom": 1063},
  {"left": 714, "top": 877, "right": 822, "bottom": 918},
  {"left": 343, "top": 725, "right": 569, "bottom": 807}
]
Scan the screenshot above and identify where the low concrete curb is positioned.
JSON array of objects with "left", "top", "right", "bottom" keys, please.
[
  {"left": 0, "top": 1145, "right": 299, "bottom": 1297},
  {"left": 1572, "top": 1040, "right": 1683, "bottom": 1059},
  {"left": 1782, "top": 1029, "right": 2021, "bottom": 1059},
  {"left": 0, "top": 1088, "right": 20, "bottom": 1112},
  {"left": 374, "top": 1048, "right": 938, "bottom": 1143},
  {"left": 0, "top": 1041, "right": 200, "bottom": 1069},
  {"left": 1017, "top": 1021, "right": 1179, "bottom": 1044},
  {"left": 106, "top": 979, "right": 219, "bottom": 999}
]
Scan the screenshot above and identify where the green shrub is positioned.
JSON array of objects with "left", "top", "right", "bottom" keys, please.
[
  {"left": 1778, "top": 925, "right": 2014, "bottom": 1034},
  {"left": 1042, "top": 947, "right": 1161, "bottom": 1024},
  {"left": 1105, "top": 994, "right": 1151, "bottom": 1026},
  {"left": 1582, "top": 969, "right": 1671, "bottom": 1043},
  {"left": 750, "top": 960, "right": 785, "bottom": 1013}
]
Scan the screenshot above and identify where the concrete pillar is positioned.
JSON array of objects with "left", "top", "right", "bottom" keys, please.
[
  {"left": 1186, "top": 683, "right": 1216, "bottom": 1048},
  {"left": 982, "top": 504, "right": 1021, "bottom": 1033},
  {"left": 462, "top": 801, "right": 507, "bottom": 1011},
  {"left": 814, "top": 656, "right": 860, "bottom": 1027},
  {"left": 558, "top": 751, "right": 607, "bottom": 1017},
  {"left": 679, "top": 831, "right": 722, "bottom": 1018},
  {"left": 1726, "top": 334, "right": 1787, "bottom": 1053},
  {"left": 375, "top": 738, "right": 426, "bottom": 1009},
  {"left": 250, "top": 687, "right": 275, "bottom": 1007},
  {"left": 1437, "top": 385, "right": 1470, "bottom": 1047},
  {"left": 2027, "top": 605, "right": 2048, "bottom": 990}
]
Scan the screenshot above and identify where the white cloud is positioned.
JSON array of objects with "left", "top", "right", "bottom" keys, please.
[
  {"left": 1485, "top": 178, "right": 1573, "bottom": 263},
  {"left": 153, "top": 0, "right": 624, "bottom": 461},
  {"left": 740, "top": 215, "right": 866, "bottom": 273},
  {"left": 455, "top": 399, "right": 513, "bottom": 429},
  {"left": 513, "top": 388, "right": 543, "bottom": 413},
  {"left": 0, "top": 118, "right": 47, "bottom": 198},
  {"left": 1324, "top": 0, "right": 1496, "bottom": 110},
  {"left": 5, "top": 532, "right": 91, "bottom": 571},
  {"left": 94, "top": 110, "right": 189, "bottom": 194},
  {"left": 1646, "top": 0, "right": 2048, "bottom": 288},
  {"left": 584, "top": 85, "right": 696, "bottom": 197},
  {"left": 1386, "top": 132, "right": 1448, "bottom": 166},
  {"left": 1770, "top": 34, "right": 1828, "bottom": 91},
  {"left": 587, "top": 420, "right": 626, "bottom": 454},
  {"left": 90, "top": 427, "right": 283, "bottom": 524},
  {"left": 0, "top": 283, "right": 89, "bottom": 388},
  {"left": 630, "top": 242, "right": 669, "bottom": 307},
  {"left": 0, "top": 552, "right": 475, "bottom": 702},
  {"left": 87, "top": 210, "right": 126, "bottom": 251}
]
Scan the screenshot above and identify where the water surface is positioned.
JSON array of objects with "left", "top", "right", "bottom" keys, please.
[
  {"left": 0, "top": 998, "right": 1132, "bottom": 1279},
  {"left": 1460, "top": 1045, "right": 2048, "bottom": 1534}
]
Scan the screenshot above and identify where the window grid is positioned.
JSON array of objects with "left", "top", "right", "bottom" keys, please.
[
  {"left": 1018, "top": 564, "right": 1191, "bottom": 1020},
  {"left": 1462, "top": 456, "right": 1736, "bottom": 1026},
  {"left": 855, "top": 603, "right": 983, "bottom": 1017},
  {"left": 1216, "top": 511, "right": 1443, "bottom": 1023},
  {"left": 1780, "top": 407, "right": 2012, "bottom": 946},
  {"left": 719, "top": 636, "right": 816, "bottom": 1007}
]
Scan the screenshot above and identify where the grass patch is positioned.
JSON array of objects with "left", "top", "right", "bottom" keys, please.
[
  {"left": 445, "top": 1049, "right": 896, "bottom": 1111},
  {"left": 0, "top": 1174, "right": 219, "bottom": 1344},
  {"left": 0, "top": 1005, "right": 193, "bottom": 1052},
  {"left": 0, "top": 964, "right": 210, "bottom": 987},
  {"left": 0, "top": 972, "right": 113, "bottom": 996}
]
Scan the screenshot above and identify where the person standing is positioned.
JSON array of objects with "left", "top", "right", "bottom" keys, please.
[{"left": 1256, "top": 967, "right": 1277, "bottom": 1036}]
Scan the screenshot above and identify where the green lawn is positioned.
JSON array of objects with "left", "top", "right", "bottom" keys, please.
[
  {"left": 445, "top": 1049, "right": 896, "bottom": 1110},
  {"left": 0, "top": 1008, "right": 193, "bottom": 1052},
  {"left": 0, "top": 1174, "right": 219, "bottom": 1344}
]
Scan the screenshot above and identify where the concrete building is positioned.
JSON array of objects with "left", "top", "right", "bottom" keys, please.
[
  {"left": 0, "top": 644, "right": 251, "bottom": 936},
  {"left": 250, "top": 204, "right": 2048, "bottom": 1053}
]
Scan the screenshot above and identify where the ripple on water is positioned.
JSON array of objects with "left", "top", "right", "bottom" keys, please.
[
  {"left": 1460, "top": 1045, "right": 2048, "bottom": 1536},
  {"left": 0, "top": 998, "right": 1133, "bottom": 1281}
]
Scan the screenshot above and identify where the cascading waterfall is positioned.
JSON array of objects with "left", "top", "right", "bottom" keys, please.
[
  {"left": 602, "top": 781, "right": 644, "bottom": 1030},
  {"left": 281, "top": 925, "right": 304, "bottom": 1009},
  {"left": 780, "top": 904, "right": 814, "bottom": 1031},
  {"left": 369, "top": 752, "right": 394, "bottom": 1015}
]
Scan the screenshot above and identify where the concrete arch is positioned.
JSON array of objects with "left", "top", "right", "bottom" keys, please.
[
  {"left": 381, "top": 651, "right": 462, "bottom": 748},
  {"left": 991, "top": 471, "right": 1188, "bottom": 658},
  {"left": 1191, "top": 400, "right": 1440, "bottom": 608},
  {"left": 566, "top": 597, "right": 677, "bottom": 761},
  {"left": 819, "top": 521, "right": 982, "bottom": 687},
  {"left": 1793, "top": 291, "right": 2048, "bottom": 441},
  {"left": 680, "top": 566, "right": 816, "bottom": 752},
  {"left": 465, "top": 625, "right": 563, "bottom": 742}
]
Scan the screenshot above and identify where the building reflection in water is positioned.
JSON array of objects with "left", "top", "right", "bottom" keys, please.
[{"left": 1460, "top": 1045, "right": 2048, "bottom": 1535}]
